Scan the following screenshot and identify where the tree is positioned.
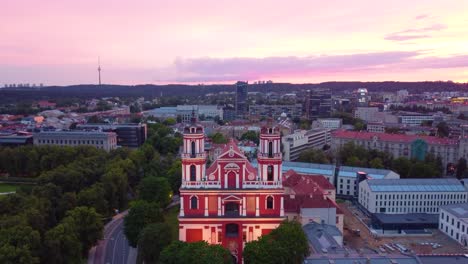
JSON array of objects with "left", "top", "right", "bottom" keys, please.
[
  {"left": 138, "top": 176, "right": 172, "bottom": 207},
  {"left": 408, "top": 162, "right": 438, "bottom": 178},
  {"left": 210, "top": 133, "right": 229, "bottom": 144},
  {"left": 392, "top": 157, "right": 412, "bottom": 178},
  {"left": 244, "top": 220, "right": 309, "bottom": 264},
  {"left": 369, "top": 157, "right": 384, "bottom": 169},
  {"left": 0, "top": 225, "right": 41, "bottom": 264},
  {"left": 137, "top": 223, "right": 172, "bottom": 263},
  {"left": 62, "top": 206, "right": 103, "bottom": 255},
  {"left": 44, "top": 223, "right": 82, "bottom": 264},
  {"left": 456, "top": 158, "right": 467, "bottom": 179},
  {"left": 123, "top": 200, "right": 164, "bottom": 247},
  {"left": 240, "top": 131, "right": 259, "bottom": 144},
  {"left": 436, "top": 121, "right": 450, "bottom": 137},
  {"left": 102, "top": 166, "right": 128, "bottom": 210},
  {"left": 159, "top": 241, "right": 232, "bottom": 264},
  {"left": 77, "top": 183, "right": 109, "bottom": 215},
  {"left": 297, "top": 149, "right": 330, "bottom": 164}
]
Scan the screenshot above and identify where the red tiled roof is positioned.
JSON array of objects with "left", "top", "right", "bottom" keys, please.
[
  {"left": 284, "top": 195, "right": 342, "bottom": 214},
  {"left": 283, "top": 170, "right": 335, "bottom": 195},
  {"left": 332, "top": 130, "right": 458, "bottom": 145}
]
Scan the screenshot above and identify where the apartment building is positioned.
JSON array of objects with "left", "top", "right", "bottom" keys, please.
[{"left": 282, "top": 128, "right": 331, "bottom": 161}]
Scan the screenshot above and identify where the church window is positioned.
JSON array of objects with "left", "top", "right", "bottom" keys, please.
[
  {"left": 267, "top": 165, "right": 274, "bottom": 181},
  {"left": 191, "top": 141, "right": 196, "bottom": 157},
  {"left": 268, "top": 141, "right": 273, "bottom": 157},
  {"left": 190, "top": 196, "right": 198, "bottom": 209},
  {"left": 190, "top": 165, "right": 196, "bottom": 181},
  {"left": 266, "top": 196, "right": 274, "bottom": 209}
]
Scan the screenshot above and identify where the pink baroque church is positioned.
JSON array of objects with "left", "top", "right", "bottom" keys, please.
[{"left": 178, "top": 117, "right": 284, "bottom": 263}]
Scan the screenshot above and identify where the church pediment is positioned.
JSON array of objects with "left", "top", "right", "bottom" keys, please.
[
  {"left": 223, "top": 195, "right": 242, "bottom": 201},
  {"left": 224, "top": 163, "right": 240, "bottom": 170}
]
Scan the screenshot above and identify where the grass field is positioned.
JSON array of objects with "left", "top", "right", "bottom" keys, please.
[
  {"left": 0, "top": 183, "right": 18, "bottom": 193},
  {"left": 164, "top": 205, "right": 180, "bottom": 240}
]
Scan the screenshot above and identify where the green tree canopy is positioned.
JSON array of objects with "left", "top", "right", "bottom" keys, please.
[
  {"left": 297, "top": 149, "right": 331, "bottom": 164},
  {"left": 209, "top": 132, "right": 229, "bottom": 144},
  {"left": 240, "top": 131, "right": 259, "bottom": 144},
  {"left": 159, "top": 241, "right": 232, "bottom": 264},
  {"left": 0, "top": 225, "right": 41, "bottom": 264},
  {"left": 44, "top": 223, "right": 82, "bottom": 264},
  {"left": 137, "top": 223, "right": 172, "bottom": 264},
  {"left": 123, "top": 200, "right": 164, "bottom": 247},
  {"left": 456, "top": 158, "right": 468, "bottom": 179},
  {"left": 244, "top": 220, "right": 310, "bottom": 264},
  {"left": 62, "top": 206, "right": 103, "bottom": 255},
  {"left": 138, "top": 176, "right": 172, "bottom": 207}
]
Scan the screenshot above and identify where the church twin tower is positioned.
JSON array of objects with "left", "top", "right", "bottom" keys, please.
[{"left": 178, "top": 118, "right": 284, "bottom": 263}]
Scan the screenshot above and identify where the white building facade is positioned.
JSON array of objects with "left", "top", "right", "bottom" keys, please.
[
  {"left": 359, "top": 179, "right": 468, "bottom": 214},
  {"left": 281, "top": 128, "right": 331, "bottom": 161},
  {"left": 34, "top": 131, "right": 117, "bottom": 151},
  {"left": 439, "top": 203, "right": 468, "bottom": 246}
]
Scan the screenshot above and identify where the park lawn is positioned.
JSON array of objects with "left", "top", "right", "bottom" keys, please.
[
  {"left": 0, "top": 183, "right": 18, "bottom": 193},
  {"left": 164, "top": 205, "right": 179, "bottom": 240}
]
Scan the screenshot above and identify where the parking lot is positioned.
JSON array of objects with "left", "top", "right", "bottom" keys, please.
[{"left": 339, "top": 201, "right": 468, "bottom": 255}]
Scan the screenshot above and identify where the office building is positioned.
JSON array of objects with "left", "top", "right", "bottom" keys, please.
[
  {"left": 358, "top": 178, "right": 468, "bottom": 214},
  {"left": 398, "top": 114, "right": 435, "bottom": 126},
  {"left": 281, "top": 128, "right": 331, "bottom": 161},
  {"left": 439, "top": 203, "right": 468, "bottom": 246},
  {"left": 313, "top": 118, "right": 342, "bottom": 130},
  {"left": 305, "top": 89, "right": 332, "bottom": 121},
  {"left": 235, "top": 81, "right": 248, "bottom": 118},
  {"left": 367, "top": 122, "right": 385, "bottom": 133},
  {"left": 249, "top": 104, "right": 302, "bottom": 119},
  {"left": 77, "top": 123, "right": 147, "bottom": 148},
  {"left": 34, "top": 130, "right": 117, "bottom": 151}
]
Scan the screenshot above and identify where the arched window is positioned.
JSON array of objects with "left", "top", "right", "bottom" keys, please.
[
  {"left": 268, "top": 141, "right": 273, "bottom": 157},
  {"left": 190, "top": 165, "right": 196, "bottom": 181},
  {"left": 225, "top": 202, "right": 240, "bottom": 217},
  {"left": 191, "top": 141, "right": 196, "bottom": 157},
  {"left": 190, "top": 196, "right": 198, "bottom": 209},
  {"left": 266, "top": 196, "right": 274, "bottom": 209},
  {"left": 267, "top": 165, "right": 274, "bottom": 181}
]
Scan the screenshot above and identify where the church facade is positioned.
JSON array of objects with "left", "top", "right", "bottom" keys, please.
[{"left": 178, "top": 119, "right": 285, "bottom": 263}]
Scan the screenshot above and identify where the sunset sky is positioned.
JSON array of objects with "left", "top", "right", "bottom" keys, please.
[{"left": 2, "top": 0, "right": 468, "bottom": 85}]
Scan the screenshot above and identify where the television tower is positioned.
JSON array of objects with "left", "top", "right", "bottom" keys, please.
[{"left": 98, "top": 57, "right": 102, "bottom": 86}]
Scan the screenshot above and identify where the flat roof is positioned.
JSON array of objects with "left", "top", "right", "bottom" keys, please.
[
  {"left": 302, "top": 222, "right": 344, "bottom": 254},
  {"left": 419, "top": 255, "right": 468, "bottom": 264},
  {"left": 373, "top": 213, "right": 439, "bottom": 225},
  {"left": 440, "top": 203, "right": 468, "bottom": 219},
  {"left": 305, "top": 256, "right": 420, "bottom": 264},
  {"left": 279, "top": 161, "right": 335, "bottom": 176},
  {"left": 367, "top": 178, "right": 466, "bottom": 192}
]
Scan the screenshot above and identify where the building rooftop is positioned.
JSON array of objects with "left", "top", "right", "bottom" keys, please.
[
  {"left": 440, "top": 203, "right": 468, "bottom": 219},
  {"left": 305, "top": 256, "right": 420, "bottom": 264},
  {"left": 373, "top": 213, "right": 439, "bottom": 225},
  {"left": 367, "top": 178, "right": 466, "bottom": 192},
  {"left": 303, "top": 222, "right": 344, "bottom": 254},
  {"left": 332, "top": 130, "right": 458, "bottom": 145},
  {"left": 339, "top": 166, "right": 396, "bottom": 179}
]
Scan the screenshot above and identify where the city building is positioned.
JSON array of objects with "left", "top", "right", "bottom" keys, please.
[
  {"left": 313, "top": 118, "right": 343, "bottom": 130},
  {"left": 248, "top": 104, "right": 302, "bottom": 119},
  {"left": 0, "top": 132, "right": 33, "bottom": 147},
  {"left": 77, "top": 123, "right": 147, "bottom": 148},
  {"left": 336, "top": 166, "right": 399, "bottom": 197},
  {"left": 33, "top": 130, "right": 117, "bottom": 151},
  {"left": 235, "top": 81, "right": 248, "bottom": 119},
  {"left": 305, "top": 89, "right": 332, "bottom": 121},
  {"left": 356, "top": 88, "right": 369, "bottom": 106},
  {"left": 282, "top": 170, "right": 344, "bottom": 233},
  {"left": 398, "top": 114, "right": 435, "bottom": 126},
  {"left": 281, "top": 128, "right": 331, "bottom": 161},
  {"left": 331, "top": 130, "right": 460, "bottom": 172},
  {"left": 439, "top": 203, "right": 468, "bottom": 246},
  {"left": 367, "top": 121, "right": 385, "bottom": 133},
  {"left": 144, "top": 105, "right": 223, "bottom": 122},
  {"left": 354, "top": 107, "right": 379, "bottom": 122},
  {"left": 358, "top": 178, "right": 468, "bottom": 214},
  {"left": 178, "top": 119, "right": 284, "bottom": 263}
]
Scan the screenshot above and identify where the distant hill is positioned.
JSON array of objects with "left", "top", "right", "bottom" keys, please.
[{"left": 0, "top": 81, "right": 467, "bottom": 103}]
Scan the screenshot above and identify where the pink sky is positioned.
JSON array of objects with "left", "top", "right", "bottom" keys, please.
[{"left": 1, "top": 0, "right": 468, "bottom": 85}]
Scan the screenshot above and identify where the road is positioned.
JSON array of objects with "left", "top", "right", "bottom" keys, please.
[{"left": 88, "top": 211, "right": 136, "bottom": 264}]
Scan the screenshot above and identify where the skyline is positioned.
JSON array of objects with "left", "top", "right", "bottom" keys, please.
[{"left": 2, "top": 0, "right": 468, "bottom": 85}]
